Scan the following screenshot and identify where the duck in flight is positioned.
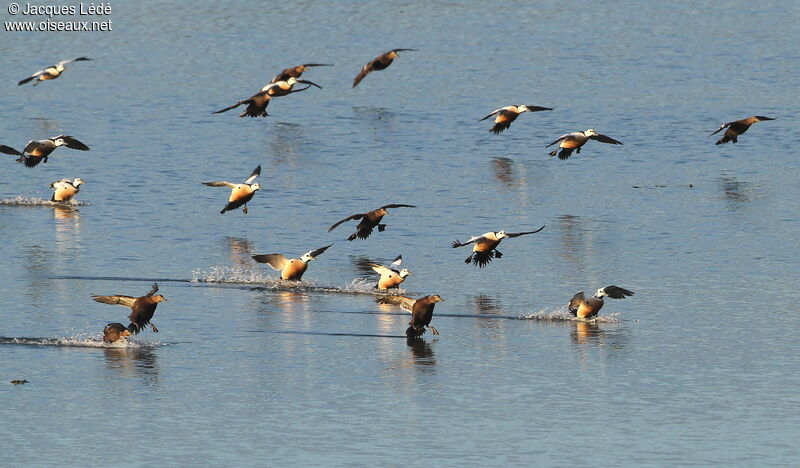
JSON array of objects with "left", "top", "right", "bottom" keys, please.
[
  {"left": 270, "top": 63, "right": 332, "bottom": 84},
  {"left": 328, "top": 204, "right": 416, "bottom": 241},
  {"left": 546, "top": 129, "right": 622, "bottom": 160},
  {"left": 362, "top": 255, "right": 411, "bottom": 290},
  {"left": 202, "top": 165, "right": 261, "bottom": 214},
  {"left": 568, "top": 286, "right": 634, "bottom": 319},
  {"left": 352, "top": 49, "right": 416, "bottom": 88},
  {"left": 50, "top": 178, "right": 84, "bottom": 202},
  {"left": 212, "top": 77, "right": 320, "bottom": 118},
  {"left": 92, "top": 283, "right": 167, "bottom": 334},
  {"left": 18, "top": 57, "right": 92, "bottom": 86},
  {"left": 252, "top": 244, "right": 333, "bottom": 281},
  {"left": 710, "top": 116, "right": 774, "bottom": 145},
  {"left": 452, "top": 226, "right": 545, "bottom": 267},
  {"left": 0, "top": 135, "right": 90, "bottom": 168},
  {"left": 102, "top": 323, "right": 132, "bottom": 343},
  {"left": 480, "top": 105, "right": 553, "bottom": 134}
]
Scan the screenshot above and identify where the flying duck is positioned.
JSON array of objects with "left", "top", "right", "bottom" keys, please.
[
  {"left": 270, "top": 63, "right": 332, "bottom": 84},
  {"left": 710, "top": 116, "right": 775, "bottom": 145},
  {"left": 92, "top": 283, "right": 167, "bottom": 334},
  {"left": 568, "top": 286, "right": 634, "bottom": 319},
  {"left": 103, "top": 323, "right": 132, "bottom": 343},
  {"left": 328, "top": 204, "right": 416, "bottom": 241},
  {"left": 480, "top": 105, "right": 553, "bottom": 134},
  {"left": 546, "top": 129, "right": 623, "bottom": 160},
  {"left": 252, "top": 244, "right": 333, "bottom": 281},
  {"left": 352, "top": 49, "right": 416, "bottom": 88},
  {"left": 0, "top": 135, "right": 90, "bottom": 168},
  {"left": 378, "top": 295, "right": 443, "bottom": 337},
  {"left": 452, "top": 226, "right": 545, "bottom": 267},
  {"left": 49, "top": 178, "right": 84, "bottom": 202},
  {"left": 18, "top": 57, "right": 92, "bottom": 86},
  {"left": 264, "top": 76, "right": 322, "bottom": 97},
  {"left": 202, "top": 165, "right": 261, "bottom": 214},
  {"left": 213, "top": 77, "right": 320, "bottom": 117},
  {"left": 362, "top": 255, "right": 411, "bottom": 290}
]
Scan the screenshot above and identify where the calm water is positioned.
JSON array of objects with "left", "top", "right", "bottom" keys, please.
[{"left": 2, "top": 1, "right": 799, "bottom": 466}]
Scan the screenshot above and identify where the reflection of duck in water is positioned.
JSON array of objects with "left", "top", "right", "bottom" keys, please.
[
  {"left": 361, "top": 255, "right": 411, "bottom": 290},
  {"left": 568, "top": 286, "right": 634, "bottom": 319},
  {"left": 406, "top": 337, "right": 436, "bottom": 365},
  {"left": 571, "top": 321, "right": 603, "bottom": 345},
  {"left": 103, "top": 323, "right": 131, "bottom": 343}
]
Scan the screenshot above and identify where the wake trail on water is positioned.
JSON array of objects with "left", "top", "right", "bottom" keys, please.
[
  {"left": 0, "top": 196, "right": 88, "bottom": 207},
  {"left": 191, "top": 265, "right": 409, "bottom": 297},
  {"left": 519, "top": 306, "right": 622, "bottom": 323},
  {"left": 0, "top": 335, "right": 165, "bottom": 349}
]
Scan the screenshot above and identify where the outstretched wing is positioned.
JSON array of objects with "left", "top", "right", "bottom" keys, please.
[
  {"left": 709, "top": 122, "right": 733, "bottom": 136},
  {"left": 589, "top": 133, "right": 623, "bottom": 145},
  {"left": 297, "top": 79, "right": 322, "bottom": 89},
  {"left": 451, "top": 235, "right": 485, "bottom": 248},
  {"left": 602, "top": 285, "right": 634, "bottom": 299},
  {"left": 367, "top": 262, "right": 392, "bottom": 276},
  {"left": 244, "top": 165, "right": 261, "bottom": 184},
  {"left": 212, "top": 100, "right": 249, "bottom": 114},
  {"left": 526, "top": 105, "right": 554, "bottom": 112},
  {"left": 376, "top": 295, "right": 416, "bottom": 312},
  {"left": 545, "top": 134, "right": 569, "bottom": 148},
  {"left": 50, "top": 178, "right": 70, "bottom": 189},
  {"left": 480, "top": 108, "right": 504, "bottom": 121},
  {"left": 202, "top": 181, "right": 236, "bottom": 188},
  {"left": 18, "top": 70, "right": 45, "bottom": 86},
  {"left": 328, "top": 213, "right": 366, "bottom": 232},
  {"left": 307, "top": 243, "right": 334, "bottom": 258},
  {"left": 352, "top": 61, "right": 375, "bottom": 88},
  {"left": 391, "top": 48, "right": 418, "bottom": 53},
  {"left": 505, "top": 225, "right": 546, "bottom": 237},
  {"left": 59, "top": 136, "right": 90, "bottom": 151},
  {"left": 252, "top": 254, "right": 289, "bottom": 271},
  {"left": 146, "top": 283, "right": 159, "bottom": 296},
  {"left": 568, "top": 291, "right": 585, "bottom": 315},
  {"left": 378, "top": 203, "right": 416, "bottom": 210},
  {"left": 57, "top": 57, "right": 92, "bottom": 67},
  {"left": 389, "top": 255, "right": 402, "bottom": 269},
  {"left": 0, "top": 145, "right": 22, "bottom": 156},
  {"left": 93, "top": 295, "right": 137, "bottom": 308}
]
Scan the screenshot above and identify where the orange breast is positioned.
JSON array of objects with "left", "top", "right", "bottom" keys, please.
[
  {"left": 473, "top": 239, "right": 499, "bottom": 252},
  {"left": 53, "top": 186, "right": 77, "bottom": 201},
  {"left": 281, "top": 260, "right": 308, "bottom": 280},
  {"left": 561, "top": 139, "right": 581, "bottom": 149},
  {"left": 577, "top": 302, "right": 600, "bottom": 318},
  {"left": 377, "top": 274, "right": 404, "bottom": 290},
  {"left": 229, "top": 185, "right": 253, "bottom": 202}
]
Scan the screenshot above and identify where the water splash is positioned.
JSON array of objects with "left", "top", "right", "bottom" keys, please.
[
  {"left": 519, "top": 306, "right": 622, "bottom": 323},
  {"left": 0, "top": 335, "right": 163, "bottom": 348},
  {"left": 0, "top": 196, "right": 88, "bottom": 207}
]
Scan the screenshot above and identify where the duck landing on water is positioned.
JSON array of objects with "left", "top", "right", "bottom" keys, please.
[
  {"left": 252, "top": 244, "right": 333, "bottom": 281},
  {"left": 568, "top": 286, "right": 634, "bottom": 319},
  {"left": 710, "top": 116, "right": 774, "bottom": 145},
  {"left": 202, "top": 165, "right": 261, "bottom": 214},
  {"left": 377, "top": 295, "right": 444, "bottom": 338}
]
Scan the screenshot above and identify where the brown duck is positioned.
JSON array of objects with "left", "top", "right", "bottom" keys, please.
[
  {"left": 352, "top": 49, "right": 416, "bottom": 88},
  {"left": 377, "top": 294, "right": 444, "bottom": 337},
  {"left": 328, "top": 204, "right": 415, "bottom": 241},
  {"left": 202, "top": 165, "right": 261, "bottom": 214},
  {"left": 270, "top": 63, "right": 332, "bottom": 84},
  {"left": 93, "top": 283, "right": 167, "bottom": 334},
  {"left": 452, "top": 227, "right": 545, "bottom": 267},
  {"left": 103, "top": 323, "right": 132, "bottom": 343},
  {"left": 568, "top": 286, "right": 634, "bottom": 319},
  {"left": 710, "top": 116, "right": 774, "bottom": 145}
]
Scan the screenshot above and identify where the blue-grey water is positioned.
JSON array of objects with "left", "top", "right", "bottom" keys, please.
[{"left": 2, "top": 1, "right": 799, "bottom": 466}]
